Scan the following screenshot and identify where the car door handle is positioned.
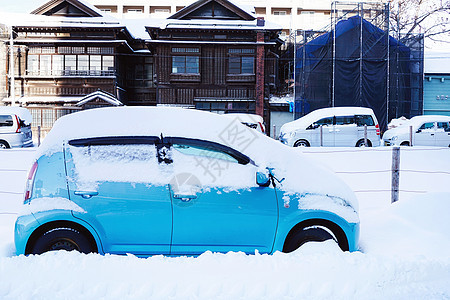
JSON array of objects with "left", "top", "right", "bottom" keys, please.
[
  {"left": 74, "top": 191, "right": 99, "bottom": 199},
  {"left": 173, "top": 194, "right": 197, "bottom": 202}
]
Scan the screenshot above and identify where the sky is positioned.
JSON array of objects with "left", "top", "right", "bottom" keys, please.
[{"left": 0, "top": 0, "right": 45, "bottom": 13}]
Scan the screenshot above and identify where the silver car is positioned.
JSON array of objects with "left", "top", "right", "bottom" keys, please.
[{"left": 0, "top": 107, "right": 33, "bottom": 149}]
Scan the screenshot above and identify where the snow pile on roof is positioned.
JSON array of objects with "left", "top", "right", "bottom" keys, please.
[
  {"left": 0, "top": 106, "right": 33, "bottom": 125},
  {"left": 281, "top": 107, "right": 375, "bottom": 132},
  {"left": 387, "top": 116, "right": 409, "bottom": 130},
  {"left": 0, "top": 11, "right": 121, "bottom": 28},
  {"left": 37, "top": 106, "right": 358, "bottom": 213},
  {"left": 425, "top": 51, "right": 450, "bottom": 74},
  {"left": 269, "top": 95, "right": 294, "bottom": 105}
]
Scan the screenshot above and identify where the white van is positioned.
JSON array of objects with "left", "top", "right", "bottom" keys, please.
[
  {"left": 279, "top": 107, "right": 381, "bottom": 147},
  {"left": 383, "top": 115, "right": 450, "bottom": 147},
  {"left": 0, "top": 107, "right": 33, "bottom": 149}
]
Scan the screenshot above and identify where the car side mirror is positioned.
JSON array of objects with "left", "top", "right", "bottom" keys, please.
[
  {"left": 256, "top": 171, "right": 271, "bottom": 187},
  {"left": 416, "top": 129, "right": 422, "bottom": 133}
]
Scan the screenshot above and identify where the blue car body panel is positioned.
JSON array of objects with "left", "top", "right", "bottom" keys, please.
[
  {"left": 64, "top": 148, "right": 173, "bottom": 255},
  {"left": 170, "top": 187, "right": 278, "bottom": 255},
  {"left": 15, "top": 137, "right": 360, "bottom": 256}
]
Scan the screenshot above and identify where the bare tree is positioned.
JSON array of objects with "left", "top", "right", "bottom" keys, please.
[{"left": 389, "top": 0, "right": 450, "bottom": 44}]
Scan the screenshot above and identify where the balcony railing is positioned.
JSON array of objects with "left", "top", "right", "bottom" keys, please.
[{"left": 26, "top": 70, "right": 116, "bottom": 77}]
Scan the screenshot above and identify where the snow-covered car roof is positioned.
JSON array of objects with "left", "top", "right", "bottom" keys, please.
[
  {"left": 281, "top": 107, "right": 375, "bottom": 131},
  {"left": 0, "top": 106, "right": 32, "bottom": 125},
  {"left": 387, "top": 115, "right": 450, "bottom": 134},
  {"left": 38, "top": 106, "right": 358, "bottom": 217}
]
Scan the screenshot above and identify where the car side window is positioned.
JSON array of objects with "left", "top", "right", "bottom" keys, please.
[
  {"left": 172, "top": 144, "right": 239, "bottom": 163},
  {"left": 308, "top": 117, "right": 333, "bottom": 129},
  {"left": 68, "top": 136, "right": 160, "bottom": 183},
  {"left": 335, "top": 116, "right": 355, "bottom": 125},
  {"left": 0, "top": 115, "right": 13, "bottom": 127},
  {"left": 437, "top": 122, "right": 450, "bottom": 132},
  {"left": 355, "top": 115, "right": 375, "bottom": 127},
  {"left": 419, "top": 122, "right": 435, "bottom": 131}
]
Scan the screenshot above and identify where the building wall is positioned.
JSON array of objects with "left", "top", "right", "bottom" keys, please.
[
  {"left": 86, "top": 0, "right": 349, "bottom": 33},
  {"left": 424, "top": 74, "right": 450, "bottom": 116}
]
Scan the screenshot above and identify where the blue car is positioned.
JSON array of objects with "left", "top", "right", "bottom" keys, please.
[{"left": 15, "top": 107, "right": 359, "bottom": 256}]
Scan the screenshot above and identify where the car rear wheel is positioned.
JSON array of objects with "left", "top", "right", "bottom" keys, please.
[
  {"left": 293, "top": 139, "right": 310, "bottom": 147},
  {"left": 0, "top": 141, "right": 10, "bottom": 149},
  {"left": 31, "top": 227, "right": 94, "bottom": 254},
  {"left": 283, "top": 226, "right": 337, "bottom": 253},
  {"left": 356, "top": 139, "right": 372, "bottom": 147}
]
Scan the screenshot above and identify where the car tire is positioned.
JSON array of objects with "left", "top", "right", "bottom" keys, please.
[
  {"left": 283, "top": 226, "right": 336, "bottom": 253},
  {"left": 0, "top": 140, "right": 10, "bottom": 149},
  {"left": 31, "top": 227, "right": 94, "bottom": 255},
  {"left": 293, "top": 139, "right": 310, "bottom": 147},
  {"left": 356, "top": 139, "right": 372, "bottom": 147},
  {"left": 400, "top": 141, "right": 410, "bottom": 146}
]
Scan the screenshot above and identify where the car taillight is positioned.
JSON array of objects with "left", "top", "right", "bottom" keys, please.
[
  {"left": 258, "top": 122, "right": 265, "bottom": 133},
  {"left": 15, "top": 115, "right": 21, "bottom": 133},
  {"left": 24, "top": 161, "right": 38, "bottom": 203},
  {"left": 376, "top": 124, "right": 380, "bottom": 136}
]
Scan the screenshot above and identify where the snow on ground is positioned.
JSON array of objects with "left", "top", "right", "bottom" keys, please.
[{"left": 1, "top": 146, "right": 450, "bottom": 299}]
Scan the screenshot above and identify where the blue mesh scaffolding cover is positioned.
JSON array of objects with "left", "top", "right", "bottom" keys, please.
[{"left": 295, "top": 16, "right": 412, "bottom": 129}]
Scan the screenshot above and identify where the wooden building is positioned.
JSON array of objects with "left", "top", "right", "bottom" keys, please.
[{"left": 1, "top": 0, "right": 282, "bottom": 133}]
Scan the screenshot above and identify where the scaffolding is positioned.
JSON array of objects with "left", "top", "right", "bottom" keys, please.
[{"left": 293, "top": 2, "right": 424, "bottom": 129}]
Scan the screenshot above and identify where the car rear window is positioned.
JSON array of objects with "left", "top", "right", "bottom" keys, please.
[
  {"left": 355, "top": 115, "right": 375, "bottom": 126},
  {"left": 0, "top": 115, "right": 13, "bottom": 127}
]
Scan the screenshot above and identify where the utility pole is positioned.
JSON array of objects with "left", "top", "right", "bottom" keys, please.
[{"left": 9, "top": 25, "right": 15, "bottom": 106}]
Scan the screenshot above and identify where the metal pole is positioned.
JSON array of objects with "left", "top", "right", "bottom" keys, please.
[
  {"left": 331, "top": 1, "right": 336, "bottom": 107},
  {"left": 273, "top": 124, "right": 276, "bottom": 140},
  {"left": 364, "top": 124, "right": 368, "bottom": 146},
  {"left": 386, "top": 3, "right": 390, "bottom": 130},
  {"left": 9, "top": 26, "right": 15, "bottom": 106},
  {"left": 409, "top": 125, "right": 413, "bottom": 146},
  {"left": 37, "top": 125, "right": 41, "bottom": 147},
  {"left": 359, "top": 3, "right": 364, "bottom": 106},
  {"left": 293, "top": 28, "right": 297, "bottom": 120},
  {"left": 320, "top": 125, "right": 323, "bottom": 147},
  {"left": 391, "top": 147, "right": 400, "bottom": 203}
]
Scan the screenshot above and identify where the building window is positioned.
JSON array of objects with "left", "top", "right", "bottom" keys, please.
[
  {"left": 172, "top": 56, "right": 199, "bottom": 74},
  {"left": 228, "top": 49, "right": 255, "bottom": 74},
  {"left": 27, "top": 47, "right": 115, "bottom": 76},
  {"left": 127, "top": 9, "right": 142, "bottom": 14}
]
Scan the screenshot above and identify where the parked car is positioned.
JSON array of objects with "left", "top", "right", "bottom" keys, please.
[
  {"left": 0, "top": 106, "right": 33, "bottom": 149},
  {"left": 223, "top": 113, "right": 266, "bottom": 134},
  {"left": 279, "top": 107, "right": 381, "bottom": 147},
  {"left": 383, "top": 115, "right": 450, "bottom": 147},
  {"left": 16, "top": 107, "right": 359, "bottom": 256}
]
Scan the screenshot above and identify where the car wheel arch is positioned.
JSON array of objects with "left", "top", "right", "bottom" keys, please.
[
  {"left": 25, "top": 220, "right": 99, "bottom": 255},
  {"left": 0, "top": 140, "right": 10, "bottom": 149},
  {"left": 282, "top": 218, "right": 349, "bottom": 252}
]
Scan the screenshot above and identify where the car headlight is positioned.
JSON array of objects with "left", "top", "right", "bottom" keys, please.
[{"left": 391, "top": 136, "right": 398, "bottom": 141}]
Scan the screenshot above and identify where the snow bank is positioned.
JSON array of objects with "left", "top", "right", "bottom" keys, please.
[{"left": 1, "top": 148, "right": 450, "bottom": 298}]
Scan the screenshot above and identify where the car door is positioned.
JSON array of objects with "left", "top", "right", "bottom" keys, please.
[
  {"left": 308, "top": 117, "right": 335, "bottom": 146},
  {"left": 64, "top": 137, "right": 172, "bottom": 255},
  {"left": 334, "top": 115, "right": 358, "bottom": 147},
  {"left": 435, "top": 121, "right": 450, "bottom": 146},
  {"left": 414, "top": 122, "right": 436, "bottom": 146},
  {"left": 167, "top": 137, "right": 278, "bottom": 255}
]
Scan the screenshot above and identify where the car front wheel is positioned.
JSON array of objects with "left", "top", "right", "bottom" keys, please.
[
  {"left": 293, "top": 139, "right": 310, "bottom": 147},
  {"left": 31, "top": 227, "right": 95, "bottom": 255}
]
